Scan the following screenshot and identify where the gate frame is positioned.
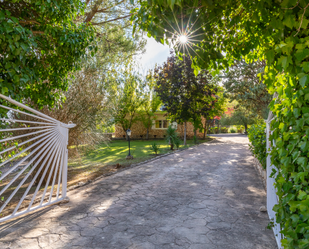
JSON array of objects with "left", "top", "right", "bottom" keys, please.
[{"left": 0, "top": 93, "right": 75, "bottom": 223}]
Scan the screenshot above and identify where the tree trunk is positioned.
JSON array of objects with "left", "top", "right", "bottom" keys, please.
[
  {"left": 206, "top": 123, "right": 210, "bottom": 135},
  {"left": 146, "top": 128, "right": 149, "bottom": 140},
  {"left": 203, "top": 118, "right": 207, "bottom": 139},
  {"left": 184, "top": 122, "right": 187, "bottom": 145},
  {"left": 194, "top": 129, "right": 197, "bottom": 144},
  {"left": 244, "top": 124, "right": 248, "bottom": 134},
  {"left": 122, "top": 126, "right": 128, "bottom": 140}
]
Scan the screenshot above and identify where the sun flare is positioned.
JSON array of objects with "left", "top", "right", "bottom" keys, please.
[
  {"left": 178, "top": 35, "right": 188, "bottom": 44},
  {"left": 153, "top": 9, "right": 208, "bottom": 62}
]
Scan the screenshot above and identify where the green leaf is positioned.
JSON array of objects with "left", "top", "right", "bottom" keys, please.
[
  {"left": 299, "top": 239, "right": 309, "bottom": 248},
  {"left": 294, "top": 108, "right": 300, "bottom": 118},
  {"left": 282, "top": 56, "right": 288, "bottom": 69},
  {"left": 20, "top": 43, "right": 28, "bottom": 51},
  {"left": 295, "top": 49, "right": 309, "bottom": 62},
  {"left": 283, "top": 15, "right": 295, "bottom": 29},
  {"left": 0, "top": 10, "right": 5, "bottom": 20},
  {"left": 289, "top": 201, "right": 299, "bottom": 212},
  {"left": 297, "top": 157, "right": 308, "bottom": 168},
  {"left": 281, "top": 156, "right": 291, "bottom": 166},
  {"left": 290, "top": 214, "right": 299, "bottom": 226},
  {"left": 296, "top": 119, "right": 305, "bottom": 129},
  {"left": 300, "top": 75, "right": 309, "bottom": 88},
  {"left": 300, "top": 141, "right": 308, "bottom": 152},
  {"left": 300, "top": 204, "right": 307, "bottom": 212},
  {"left": 302, "top": 62, "right": 309, "bottom": 72},
  {"left": 298, "top": 191, "right": 307, "bottom": 200},
  {"left": 1, "top": 87, "right": 8, "bottom": 94},
  {"left": 10, "top": 16, "right": 18, "bottom": 23},
  {"left": 301, "top": 18, "right": 309, "bottom": 29}
]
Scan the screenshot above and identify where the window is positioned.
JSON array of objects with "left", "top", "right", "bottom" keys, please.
[{"left": 153, "top": 120, "right": 169, "bottom": 129}]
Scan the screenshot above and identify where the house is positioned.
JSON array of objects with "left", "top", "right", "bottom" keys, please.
[{"left": 114, "top": 112, "right": 206, "bottom": 139}]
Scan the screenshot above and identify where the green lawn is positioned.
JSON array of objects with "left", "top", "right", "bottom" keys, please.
[
  {"left": 84, "top": 140, "right": 191, "bottom": 164},
  {"left": 67, "top": 138, "right": 212, "bottom": 186}
]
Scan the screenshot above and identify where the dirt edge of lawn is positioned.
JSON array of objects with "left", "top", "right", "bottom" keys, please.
[{"left": 66, "top": 137, "right": 216, "bottom": 193}]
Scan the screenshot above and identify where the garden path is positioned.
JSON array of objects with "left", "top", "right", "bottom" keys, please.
[{"left": 0, "top": 134, "right": 277, "bottom": 249}]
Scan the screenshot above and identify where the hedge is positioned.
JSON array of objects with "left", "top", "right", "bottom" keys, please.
[{"left": 248, "top": 123, "right": 267, "bottom": 169}]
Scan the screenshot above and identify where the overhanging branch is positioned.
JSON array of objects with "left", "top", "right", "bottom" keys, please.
[{"left": 91, "top": 14, "right": 132, "bottom": 25}]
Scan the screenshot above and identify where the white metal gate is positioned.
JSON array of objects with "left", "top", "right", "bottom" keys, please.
[
  {"left": 0, "top": 93, "right": 75, "bottom": 223},
  {"left": 266, "top": 111, "right": 282, "bottom": 249}
]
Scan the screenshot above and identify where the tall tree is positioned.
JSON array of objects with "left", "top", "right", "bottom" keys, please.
[
  {"left": 224, "top": 60, "right": 271, "bottom": 119},
  {"left": 113, "top": 65, "right": 144, "bottom": 139},
  {"left": 155, "top": 52, "right": 217, "bottom": 144},
  {"left": 154, "top": 52, "right": 191, "bottom": 145},
  {"left": 139, "top": 71, "right": 162, "bottom": 140},
  {"left": 188, "top": 73, "right": 218, "bottom": 140},
  {"left": 201, "top": 86, "right": 226, "bottom": 139},
  {"left": 221, "top": 107, "right": 257, "bottom": 134},
  {"left": 29, "top": 11, "right": 147, "bottom": 146}
]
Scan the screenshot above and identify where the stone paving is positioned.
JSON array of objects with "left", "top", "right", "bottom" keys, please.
[{"left": 0, "top": 134, "right": 277, "bottom": 249}]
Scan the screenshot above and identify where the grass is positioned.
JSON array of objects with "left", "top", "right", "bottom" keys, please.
[
  {"left": 0, "top": 137, "right": 212, "bottom": 216},
  {"left": 67, "top": 138, "right": 212, "bottom": 186}
]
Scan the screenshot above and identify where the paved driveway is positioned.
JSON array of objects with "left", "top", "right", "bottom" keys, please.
[{"left": 0, "top": 134, "right": 277, "bottom": 249}]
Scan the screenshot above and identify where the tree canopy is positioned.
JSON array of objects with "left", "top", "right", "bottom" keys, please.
[
  {"left": 0, "top": 0, "right": 95, "bottom": 107},
  {"left": 0, "top": 0, "right": 143, "bottom": 108},
  {"left": 221, "top": 107, "right": 257, "bottom": 134},
  {"left": 112, "top": 64, "right": 144, "bottom": 136},
  {"left": 224, "top": 60, "right": 271, "bottom": 119},
  {"left": 154, "top": 52, "right": 218, "bottom": 144},
  {"left": 139, "top": 70, "right": 162, "bottom": 140}
]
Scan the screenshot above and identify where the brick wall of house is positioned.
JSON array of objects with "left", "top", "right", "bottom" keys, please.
[{"left": 115, "top": 115, "right": 206, "bottom": 139}]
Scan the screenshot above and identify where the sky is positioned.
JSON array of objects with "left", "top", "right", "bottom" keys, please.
[
  {"left": 135, "top": 37, "right": 224, "bottom": 86},
  {"left": 135, "top": 36, "right": 171, "bottom": 75}
]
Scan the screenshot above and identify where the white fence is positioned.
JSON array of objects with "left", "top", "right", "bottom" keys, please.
[
  {"left": 266, "top": 111, "right": 282, "bottom": 249},
  {"left": 0, "top": 94, "right": 75, "bottom": 223}
]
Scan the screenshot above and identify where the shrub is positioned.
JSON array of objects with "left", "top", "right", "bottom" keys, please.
[
  {"left": 150, "top": 142, "right": 160, "bottom": 155},
  {"left": 165, "top": 125, "right": 178, "bottom": 150},
  {"left": 230, "top": 128, "right": 236, "bottom": 133},
  {"left": 236, "top": 125, "right": 244, "bottom": 133},
  {"left": 220, "top": 127, "right": 228, "bottom": 133},
  {"left": 174, "top": 137, "right": 181, "bottom": 149},
  {"left": 209, "top": 127, "right": 218, "bottom": 134},
  {"left": 247, "top": 123, "right": 266, "bottom": 169}
]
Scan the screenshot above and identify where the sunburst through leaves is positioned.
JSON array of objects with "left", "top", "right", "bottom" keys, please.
[{"left": 152, "top": 8, "right": 213, "bottom": 64}]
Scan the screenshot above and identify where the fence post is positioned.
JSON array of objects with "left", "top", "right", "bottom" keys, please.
[{"left": 60, "top": 125, "right": 69, "bottom": 198}]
